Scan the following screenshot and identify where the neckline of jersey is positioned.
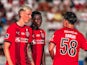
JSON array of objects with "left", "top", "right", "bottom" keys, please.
[{"left": 16, "top": 22, "right": 26, "bottom": 28}]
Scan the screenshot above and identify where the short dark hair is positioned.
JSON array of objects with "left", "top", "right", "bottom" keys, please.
[
  {"left": 32, "top": 11, "right": 42, "bottom": 18},
  {"left": 64, "top": 12, "right": 77, "bottom": 24}
]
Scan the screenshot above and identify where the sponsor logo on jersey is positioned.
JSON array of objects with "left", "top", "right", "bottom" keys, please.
[
  {"left": 32, "top": 39, "right": 44, "bottom": 45},
  {"left": 21, "top": 32, "right": 25, "bottom": 35},
  {"left": 15, "top": 37, "right": 28, "bottom": 43}
]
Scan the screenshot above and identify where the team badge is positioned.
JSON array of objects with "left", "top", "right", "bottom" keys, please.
[{"left": 4, "top": 33, "right": 9, "bottom": 39}]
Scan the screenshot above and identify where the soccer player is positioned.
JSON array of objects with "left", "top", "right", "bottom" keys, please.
[
  {"left": 3, "top": 5, "right": 34, "bottom": 65},
  {"left": 49, "top": 12, "right": 87, "bottom": 65},
  {"left": 30, "top": 11, "right": 45, "bottom": 65}
]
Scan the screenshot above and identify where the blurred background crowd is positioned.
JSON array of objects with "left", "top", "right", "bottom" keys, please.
[{"left": 0, "top": 0, "right": 87, "bottom": 65}]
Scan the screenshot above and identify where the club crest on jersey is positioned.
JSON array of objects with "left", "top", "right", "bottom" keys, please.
[
  {"left": 25, "top": 28, "right": 30, "bottom": 37},
  {"left": 5, "top": 33, "right": 9, "bottom": 39}
]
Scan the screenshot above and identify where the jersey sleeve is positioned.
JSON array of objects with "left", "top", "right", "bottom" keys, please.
[
  {"left": 80, "top": 34, "right": 87, "bottom": 50},
  {"left": 4, "top": 26, "right": 14, "bottom": 43},
  {"left": 28, "top": 28, "right": 32, "bottom": 43},
  {"left": 43, "top": 30, "right": 46, "bottom": 45},
  {"left": 50, "top": 31, "right": 58, "bottom": 45}
]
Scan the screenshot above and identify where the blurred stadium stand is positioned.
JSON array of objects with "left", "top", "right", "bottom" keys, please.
[{"left": 0, "top": 0, "right": 87, "bottom": 65}]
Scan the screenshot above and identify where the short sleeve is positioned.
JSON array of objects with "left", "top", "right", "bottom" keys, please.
[
  {"left": 28, "top": 28, "right": 32, "bottom": 43},
  {"left": 42, "top": 30, "right": 46, "bottom": 45},
  {"left": 50, "top": 31, "right": 58, "bottom": 45},
  {"left": 44, "top": 31, "right": 46, "bottom": 45},
  {"left": 80, "top": 34, "right": 87, "bottom": 50},
  {"left": 4, "top": 26, "right": 14, "bottom": 43}
]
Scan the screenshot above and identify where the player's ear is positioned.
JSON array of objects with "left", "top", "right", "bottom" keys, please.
[
  {"left": 63, "top": 19, "right": 67, "bottom": 27},
  {"left": 19, "top": 10, "right": 25, "bottom": 17}
]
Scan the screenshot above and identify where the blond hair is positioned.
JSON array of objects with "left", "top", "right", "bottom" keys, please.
[
  {"left": 18, "top": 5, "right": 32, "bottom": 17},
  {"left": 19, "top": 5, "right": 32, "bottom": 11}
]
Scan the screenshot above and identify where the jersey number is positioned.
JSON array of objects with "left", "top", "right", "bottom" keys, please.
[{"left": 60, "top": 38, "right": 78, "bottom": 57}]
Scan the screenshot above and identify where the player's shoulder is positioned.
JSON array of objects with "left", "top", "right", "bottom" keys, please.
[
  {"left": 76, "top": 30, "right": 84, "bottom": 36},
  {"left": 40, "top": 29, "right": 45, "bottom": 32},
  {"left": 9, "top": 23, "right": 16, "bottom": 27},
  {"left": 7, "top": 23, "right": 16, "bottom": 30},
  {"left": 74, "top": 28, "right": 82, "bottom": 35},
  {"left": 39, "top": 29, "right": 46, "bottom": 35},
  {"left": 72, "top": 28, "right": 84, "bottom": 38},
  {"left": 54, "top": 28, "right": 64, "bottom": 34}
]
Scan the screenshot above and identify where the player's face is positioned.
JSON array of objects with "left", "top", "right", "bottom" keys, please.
[
  {"left": 21, "top": 9, "right": 32, "bottom": 23},
  {"left": 33, "top": 14, "right": 42, "bottom": 27}
]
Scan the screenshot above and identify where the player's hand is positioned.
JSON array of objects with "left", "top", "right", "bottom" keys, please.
[
  {"left": 31, "top": 61, "right": 35, "bottom": 65},
  {"left": 8, "top": 62, "right": 14, "bottom": 65}
]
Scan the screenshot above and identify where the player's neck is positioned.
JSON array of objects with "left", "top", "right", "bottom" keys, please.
[
  {"left": 17, "top": 19, "right": 25, "bottom": 27},
  {"left": 67, "top": 24, "right": 74, "bottom": 29}
]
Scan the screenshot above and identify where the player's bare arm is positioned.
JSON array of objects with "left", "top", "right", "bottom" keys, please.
[
  {"left": 27, "top": 44, "right": 34, "bottom": 65},
  {"left": 4, "top": 42, "right": 13, "bottom": 65},
  {"left": 48, "top": 42, "right": 55, "bottom": 60}
]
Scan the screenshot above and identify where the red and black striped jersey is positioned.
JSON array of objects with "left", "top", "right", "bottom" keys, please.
[{"left": 4, "top": 23, "right": 32, "bottom": 65}]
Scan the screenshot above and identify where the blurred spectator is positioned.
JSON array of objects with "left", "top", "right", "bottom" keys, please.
[
  {"left": 37, "top": 2, "right": 50, "bottom": 12},
  {"left": 46, "top": 6, "right": 63, "bottom": 23},
  {"left": 12, "top": 0, "right": 20, "bottom": 14},
  {"left": 84, "top": 57, "right": 87, "bottom": 65},
  {"left": 46, "top": 6, "right": 55, "bottom": 22},
  {"left": 19, "top": 0, "right": 25, "bottom": 5},
  {"left": 0, "top": 1, "right": 6, "bottom": 15},
  {"left": 63, "top": 0, "right": 70, "bottom": 6},
  {"left": 0, "top": 21, "right": 4, "bottom": 35},
  {"left": 52, "top": 0, "right": 61, "bottom": 6},
  {"left": 0, "top": 1, "right": 5, "bottom": 11},
  {"left": 0, "top": 1, "right": 7, "bottom": 25},
  {"left": 36, "top": 0, "right": 40, "bottom": 2},
  {"left": 6, "top": 8, "right": 15, "bottom": 24},
  {"left": 27, "top": 0, "right": 37, "bottom": 10},
  {"left": 75, "top": 4, "right": 84, "bottom": 11},
  {"left": 8, "top": 0, "right": 12, "bottom": 4},
  {"left": 1, "top": 12, "right": 7, "bottom": 24},
  {"left": 73, "top": 0, "right": 86, "bottom": 5},
  {"left": 53, "top": 10, "right": 63, "bottom": 22}
]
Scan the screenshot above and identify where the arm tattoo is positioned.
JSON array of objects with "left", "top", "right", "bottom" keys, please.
[{"left": 27, "top": 44, "right": 34, "bottom": 62}]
